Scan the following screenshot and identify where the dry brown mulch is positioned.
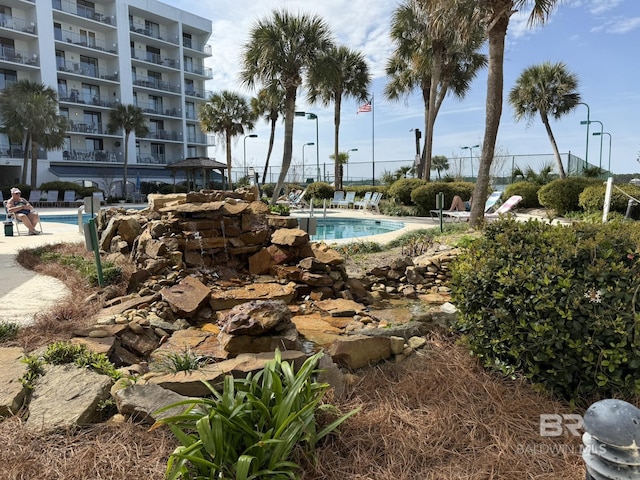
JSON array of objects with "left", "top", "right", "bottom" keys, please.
[{"left": 1, "top": 244, "right": 585, "bottom": 479}]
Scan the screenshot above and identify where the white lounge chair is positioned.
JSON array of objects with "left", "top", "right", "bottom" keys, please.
[
  {"left": 431, "top": 191, "right": 503, "bottom": 221},
  {"left": 366, "top": 192, "right": 382, "bottom": 213},
  {"left": 330, "top": 190, "right": 345, "bottom": 207},
  {"left": 353, "top": 191, "right": 373, "bottom": 210},
  {"left": 333, "top": 191, "right": 356, "bottom": 208}
]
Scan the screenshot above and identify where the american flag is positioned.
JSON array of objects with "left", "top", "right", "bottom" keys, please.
[{"left": 357, "top": 101, "right": 372, "bottom": 114}]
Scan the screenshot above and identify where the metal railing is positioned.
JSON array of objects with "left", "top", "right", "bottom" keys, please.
[
  {"left": 0, "top": 145, "right": 46, "bottom": 159},
  {"left": 57, "top": 59, "right": 118, "bottom": 81},
  {"left": 137, "top": 154, "right": 167, "bottom": 164},
  {"left": 59, "top": 91, "right": 119, "bottom": 107},
  {"left": 133, "top": 75, "right": 181, "bottom": 94},
  {"left": 130, "top": 48, "right": 179, "bottom": 68},
  {"left": 136, "top": 101, "right": 181, "bottom": 117},
  {"left": 63, "top": 149, "right": 121, "bottom": 162},
  {"left": 0, "top": 46, "right": 39, "bottom": 66},
  {"left": 183, "top": 39, "right": 212, "bottom": 55},
  {"left": 52, "top": 0, "right": 116, "bottom": 27},
  {"left": 184, "top": 62, "right": 213, "bottom": 78},
  {"left": 56, "top": 28, "right": 117, "bottom": 54},
  {"left": 0, "top": 13, "right": 36, "bottom": 34},
  {"left": 185, "top": 87, "right": 211, "bottom": 99},
  {"left": 130, "top": 21, "right": 178, "bottom": 45},
  {"left": 142, "top": 130, "right": 182, "bottom": 141}
]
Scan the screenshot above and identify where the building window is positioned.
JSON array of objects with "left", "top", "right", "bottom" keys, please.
[{"left": 183, "top": 32, "right": 192, "bottom": 49}]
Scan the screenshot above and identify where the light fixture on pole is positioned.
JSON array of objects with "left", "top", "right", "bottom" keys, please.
[
  {"left": 578, "top": 102, "right": 590, "bottom": 165},
  {"left": 461, "top": 144, "right": 480, "bottom": 179},
  {"left": 581, "top": 120, "right": 603, "bottom": 170},
  {"left": 346, "top": 148, "right": 358, "bottom": 184},
  {"left": 593, "top": 131, "right": 612, "bottom": 174},
  {"left": 302, "top": 142, "right": 314, "bottom": 184},
  {"left": 243, "top": 134, "right": 258, "bottom": 179},
  {"left": 296, "top": 111, "right": 319, "bottom": 181}
]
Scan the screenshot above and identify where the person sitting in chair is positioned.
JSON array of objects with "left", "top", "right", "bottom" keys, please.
[
  {"left": 6, "top": 187, "right": 41, "bottom": 235},
  {"left": 449, "top": 194, "right": 472, "bottom": 212}
]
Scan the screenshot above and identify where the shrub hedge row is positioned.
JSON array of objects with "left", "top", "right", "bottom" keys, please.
[{"left": 451, "top": 218, "right": 640, "bottom": 400}]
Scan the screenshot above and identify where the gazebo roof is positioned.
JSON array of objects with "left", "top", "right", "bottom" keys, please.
[{"left": 166, "top": 157, "right": 227, "bottom": 170}]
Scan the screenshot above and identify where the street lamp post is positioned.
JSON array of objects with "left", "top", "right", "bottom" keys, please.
[
  {"left": 593, "top": 132, "right": 612, "bottom": 174},
  {"left": 581, "top": 120, "right": 603, "bottom": 170},
  {"left": 578, "top": 102, "right": 590, "bottom": 166},
  {"left": 302, "top": 142, "right": 314, "bottom": 184},
  {"left": 296, "top": 111, "right": 319, "bottom": 181},
  {"left": 346, "top": 148, "right": 358, "bottom": 185},
  {"left": 461, "top": 144, "right": 480, "bottom": 180},
  {"left": 243, "top": 134, "right": 258, "bottom": 180}
]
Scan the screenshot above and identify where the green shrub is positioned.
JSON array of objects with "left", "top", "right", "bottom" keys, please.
[
  {"left": 39, "top": 181, "right": 82, "bottom": 198},
  {"left": 0, "top": 322, "right": 18, "bottom": 342},
  {"left": 410, "top": 181, "right": 474, "bottom": 214},
  {"left": 157, "top": 347, "right": 208, "bottom": 373},
  {"left": 262, "top": 183, "right": 275, "bottom": 197},
  {"left": 451, "top": 218, "right": 640, "bottom": 400},
  {"left": 388, "top": 178, "right": 428, "bottom": 205},
  {"left": 305, "top": 181, "right": 334, "bottom": 200},
  {"left": 504, "top": 181, "right": 541, "bottom": 209},
  {"left": 537, "top": 177, "right": 601, "bottom": 215},
  {"left": 155, "top": 349, "right": 359, "bottom": 480},
  {"left": 2, "top": 183, "right": 31, "bottom": 200},
  {"left": 579, "top": 184, "right": 640, "bottom": 214},
  {"left": 43, "top": 341, "right": 121, "bottom": 380}
]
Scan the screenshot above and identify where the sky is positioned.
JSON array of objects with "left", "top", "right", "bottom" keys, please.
[{"left": 173, "top": 0, "right": 640, "bottom": 181}]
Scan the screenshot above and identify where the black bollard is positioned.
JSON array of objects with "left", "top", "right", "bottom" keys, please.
[{"left": 582, "top": 399, "right": 640, "bottom": 479}]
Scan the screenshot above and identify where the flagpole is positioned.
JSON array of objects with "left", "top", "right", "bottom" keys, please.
[{"left": 371, "top": 93, "right": 375, "bottom": 186}]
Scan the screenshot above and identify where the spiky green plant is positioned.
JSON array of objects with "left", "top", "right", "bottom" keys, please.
[{"left": 154, "top": 349, "right": 359, "bottom": 480}]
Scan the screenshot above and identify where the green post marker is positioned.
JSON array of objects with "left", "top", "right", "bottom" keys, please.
[
  {"left": 88, "top": 218, "right": 104, "bottom": 287},
  {"left": 438, "top": 192, "right": 444, "bottom": 233}
]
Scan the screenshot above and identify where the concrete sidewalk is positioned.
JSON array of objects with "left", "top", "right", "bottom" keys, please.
[{"left": 0, "top": 217, "right": 83, "bottom": 326}]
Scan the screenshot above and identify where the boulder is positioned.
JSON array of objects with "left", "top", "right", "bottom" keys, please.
[
  {"left": 271, "top": 228, "right": 309, "bottom": 247},
  {"left": 219, "top": 300, "right": 292, "bottom": 336},
  {"left": 160, "top": 276, "right": 211, "bottom": 317},
  {"left": 0, "top": 347, "right": 27, "bottom": 417},
  {"left": 328, "top": 335, "right": 392, "bottom": 370},
  {"left": 218, "top": 325, "right": 301, "bottom": 356},
  {"left": 112, "top": 382, "right": 191, "bottom": 424},
  {"left": 210, "top": 283, "right": 295, "bottom": 311}
]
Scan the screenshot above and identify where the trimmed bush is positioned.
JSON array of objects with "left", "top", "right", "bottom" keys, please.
[
  {"left": 579, "top": 183, "right": 640, "bottom": 214},
  {"left": 451, "top": 218, "right": 640, "bottom": 400},
  {"left": 411, "top": 181, "right": 475, "bottom": 214},
  {"left": 537, "top": 177, "right": 600, "bottom": 215},
  {"left": 388, "top": 178, "right": 428, "bottom": 205},
  {"left": 305, "top": 181, "right": 334, "bottom": 200},
  {"left": 504, "top": 181, "right": 541, "bottom": 209}
]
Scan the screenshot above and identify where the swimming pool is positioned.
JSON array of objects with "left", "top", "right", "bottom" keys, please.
[
  {"left": 305, "top": 217, "right": 404, "bottom": 241},
  {"left": 40, "top": 214, "right": 405, "bottom": 241}
]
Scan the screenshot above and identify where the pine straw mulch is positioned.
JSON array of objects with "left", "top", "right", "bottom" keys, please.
[
  {"left": 1, "top": 243, "right": 586, "bottom": 479},
  {"left": 0, "top": 335, "right": 585, "bottom": 479}
]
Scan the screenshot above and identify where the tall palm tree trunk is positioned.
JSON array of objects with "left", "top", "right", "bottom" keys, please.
[
  {"left": 471, "top": 14, "right": 509, "bottom": 228},
  {"left": 30, "top": 139, "right": 38, "bottom": 187},
  {"left": 123, "top": 132, "right": 130, "bottom": 198},
  {"left": 225, "top": 130, "right": 233, "bottom": 189},
  {"left": 423, "top": 44, "right": 443, "bottom": 181},
  {"left": 419, "top": 87, "right": 429, "bottom": 179},
  {"left": 271, "top": 89, "right": 296, "bottom": 205},
  {"left": 334, "top": 95, "right": 342, "bottom": 190},
  {"left": 21, "top": 132, "right": 30, "bottom": 184},
  {"left": 261, "top": 117, "right": 277, "bottom": 185},
  {"left": 540, "top": 112, "right": 566, "bottom": 178}
]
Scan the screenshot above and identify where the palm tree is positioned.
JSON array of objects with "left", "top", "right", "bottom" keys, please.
[
  {"left": 328, "top": 151, "right": 351, "bottom": 187},
  {"left": 241, "top": 9, "right": 334, "bottom": 204},
  {"left": 199, "top": 91, "right": 255, "bottom": 189},
  {"left": 471, "top": 0, "right": 561, "bottom": 228},
  {"left": 508, "top": 62, "right": 579, "bottom": 179},
  {"left": 106, "top": 104, "right": 149, "bottom": 198},
  {"left": 0, "top": 80, "right": 67, "bottom": 186},
  {"left": 251, "top": 84, "right": 285, "bottom": 186},
  {"left": 307, "top": 45, "right": 370, "bottom": 191},
  {"left": 431, "top": 155, "right": 450, "bottom": 179},
  {"left": 385, "top": 0, "right": 485, "bottom": 180}
]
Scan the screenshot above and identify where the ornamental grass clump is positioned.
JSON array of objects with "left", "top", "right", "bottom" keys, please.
[
  {"left": 450, "top": 218, "right": 640, "bottom": 401},
  {"left": 153, "top": 349, "right": 358, "bottom": 480}
]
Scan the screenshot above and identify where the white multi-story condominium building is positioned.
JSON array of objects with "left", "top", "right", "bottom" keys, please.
[{"left": 0, "top": 0, "right": 213, "bottom": 191}]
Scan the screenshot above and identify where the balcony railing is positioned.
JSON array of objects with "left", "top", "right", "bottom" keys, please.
[
  {"left": 186, "top": 133, "right": 209, "bottom": 144},
  {"left": 52, "top": 0, "right": 116, "bottom": 27},
  {"left": 0, "top": 46, "right": 39, "bottom": 66},
  {"left": 130, "top": 22, "right": 178, "bottom": 45},
  {"left": 137, "top": 154, "right": 167, "bottom": 164},
  {"left": 63, "top": 149, "right": 121, "bottom": 162},
  {"left": 57, "top": 59, "right": 119, "bottom": 81},
  {"left": 0, "top": 14, "right": 36, "bottom": 34},
  {"left": 0, "top": 145, "right": 46, "bottom": 159},
  {"left": 60, "top": 91, "right": 119, "bottom": 107},
  {"left": 130, "top": 48, "right": 179, "bottom": 68},
  {"left": 183, "top": 39, "right": 211, "bottom": 55},
  {"left": 143, "top": 130, "right": 182, "bottom": 141},
  {"left": 137, "top": 101, "right": 181, "bottom": 117},
  {"left": 56, "top": 28, "right": 117, "bottom": 54},
  {"left": 184, "top": 87, "right": 211, "bottom": 99},
  {"left": 184, "top": 63, "right": 212, "bottom": 78},
  {"left": 133, "top": 75, "right": 180, "bottom": 93}
]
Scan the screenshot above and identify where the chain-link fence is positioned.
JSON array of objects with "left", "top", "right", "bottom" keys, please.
[{"left": 231, "top": 152, "right": 608, "bottom": 187}]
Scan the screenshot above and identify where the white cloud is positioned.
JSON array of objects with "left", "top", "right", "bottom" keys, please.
[{"left": 588, "top": 0, "right": 624, "bottom": 15}]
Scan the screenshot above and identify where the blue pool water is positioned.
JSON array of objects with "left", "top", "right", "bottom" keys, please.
[
  {"left": 40, "top": 214, "right": 93, "bottom": 224},
  {"left": 305, "top": 218, "right": 404, "bottom": 241},
  {"left": 40, "top": 214, "right": 405, "bottom": 241}
]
